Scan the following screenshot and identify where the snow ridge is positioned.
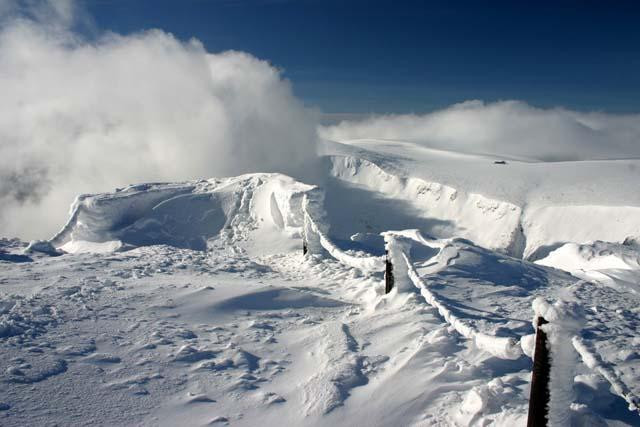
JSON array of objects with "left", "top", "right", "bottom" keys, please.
[
  {"left": 326, "top": 152, "right": 640, "bottom": 260},
  {"left": 302, "top": 322, "right": 366, "bottom": 416},
  {"left": 328, "top": 155, "right": 525, "bottom": 256}
]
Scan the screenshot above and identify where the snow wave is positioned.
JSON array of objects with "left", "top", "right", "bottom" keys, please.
[{"left": 50, "top": 174, "right": 314, "bottom": 253}]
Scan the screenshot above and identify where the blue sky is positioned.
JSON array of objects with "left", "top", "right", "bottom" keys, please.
[{"left": 85, "top": 0, "right": 640, "bottom": 116}]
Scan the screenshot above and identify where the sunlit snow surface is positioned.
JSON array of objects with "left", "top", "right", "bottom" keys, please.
[{"left": 1, "top": 141, "right": 640, "bottom": 426}]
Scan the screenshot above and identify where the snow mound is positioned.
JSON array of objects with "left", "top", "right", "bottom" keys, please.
[
  {"left": 50, "top": 174, "right": 315, "bottom": 253},
  {"left": 389, "top": 233, "right": 574, "bottom": 360},
  {"left": 23, "top": 240, "right": 62, "bottom": 256},
  {"left": 302, "top": 322, "right": 366, "bottom": 415},
  {"left": 537, "top": 241, "right": 640, "bottom": 294}
]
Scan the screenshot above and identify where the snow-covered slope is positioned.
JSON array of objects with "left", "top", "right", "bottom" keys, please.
[
  {"left": 537, "top": 240, "right": 640, "bottom": 294},
  {"left": 2, "top": 140, "right": 640, "bottom": 426},
  {"left": 322, "top": 139, "right": 640, "bottom": 259}
]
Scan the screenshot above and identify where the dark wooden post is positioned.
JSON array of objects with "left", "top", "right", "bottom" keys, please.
[
  {"left": 527, "top": 316, "right": 550, "bottom": 427},
  {"left": 384, "top": 250, "right": 394, "bottom": 294},
  {"left": 303, "top": 238, "right": 308, "bottom": 255}
]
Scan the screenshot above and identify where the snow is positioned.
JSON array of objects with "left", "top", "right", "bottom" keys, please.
[
  {"left": 395, "top": 235, "right": 547, "bottom": 360},
  {"left": 537, "top": 240, "right": 640, "bottom": 294},
  {"left": 60, "top": 240, "right": 127, "bottom": 254},
  {"left": 23, "top": 240, "right": 62, "bottom": 256},
  {"left": 2, "top": 140, "right": 640, "bottom": 425},
  {"left": 322, "top": 139, "right": 640, "bottom": 258}
]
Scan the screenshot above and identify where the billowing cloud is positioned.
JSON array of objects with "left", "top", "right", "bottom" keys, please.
[
  {"left": 0, "top": 1, "right": 319, "bottom": 239},
  {"left": 320, "top": 100, "right": 640, "bottom": 161}
]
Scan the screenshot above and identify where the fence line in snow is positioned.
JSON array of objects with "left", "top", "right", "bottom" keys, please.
[
  {"left": 301, "top": 195, "right": 385, "bottom": 273},
  {"left": 527, "top": 316, "right": 550, "bottom": 427},
  {"left": 302, "top": 213, "right": 640, "bottom": 422},
  {"left": 398, "top": 246, "right": 523, "bottom": 360},
  {"left": 298, "top": 203, "right": 559, "bottom": 422}
]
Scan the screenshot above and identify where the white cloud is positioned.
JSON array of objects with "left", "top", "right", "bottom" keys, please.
[
  {"left": 0, "top": 2, "right": 319, "bottom": 239},
  {"left": 320, "top": 100, "right": 640, "bottom": 161}
]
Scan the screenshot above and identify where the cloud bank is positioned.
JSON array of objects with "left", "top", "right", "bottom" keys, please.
[
  {"left": 0, "top": 2, "right": 319, "bottom": 239},
  {"left": 321, "top": 100, "right": 640, "bottom": 161}
]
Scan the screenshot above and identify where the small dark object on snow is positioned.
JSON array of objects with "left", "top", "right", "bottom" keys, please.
[{"left": 493, "top": 160, "right": 507, "bottom": 165}]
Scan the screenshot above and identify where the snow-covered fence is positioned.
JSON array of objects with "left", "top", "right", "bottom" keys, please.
[
  {"left": 572, "top": 336, "right": 640, "bottom": 413},
  {"left": 528, "top": 298, "right": 599, "bottom": 425},
  {"left": 384, "top": 251, "right": 394, "bottom": 293},
  {"left": 301, "top": 194, "right": 386, "bottom": 274},
  {"left": 355, "top": 228, "right": 639, "bottom": 422},
  {"left": 301, "top": 206, "right": 639, "bottom": 420},
  {"left": 527, "top": 316, "right": 550, "bottom": 427},
  {"left": 383, "top": 233, "right": 523, "bottom": 360},
  {"left": 383, "top": 234, "right": 556, "bottom": 422}
]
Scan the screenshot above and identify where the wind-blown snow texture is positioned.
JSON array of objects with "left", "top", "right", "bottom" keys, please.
[{"left": 2, "top": 140, "right": 640, "bottom": 426}]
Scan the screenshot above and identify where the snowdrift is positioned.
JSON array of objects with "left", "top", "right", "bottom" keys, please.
[
  {"left": 322, "top": 139, "right": 640, "bottom": 259},
  {"left": 50, "top": 174, "right": 316, "bottom": 253},
  {"left": 382, "top": 232, "right": 640, "bottom": 412},
  {"left": 328, "top": 155, "right": 524, "bottom": 255},
  {"left": 49, "top": 138, "right": 640, "bottom": 264},
  {"left": 536, "top": 240, "right": 640, "bottom": 294},
  {"left": 48, "top": 172, "right": 384, "bottom": 275}
]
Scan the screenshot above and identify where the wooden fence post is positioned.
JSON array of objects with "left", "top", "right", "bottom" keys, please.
[
  {"left": 527, "top": 316, "right": 550, "bottom": 427},
  {"left": 384, "top": 250, "right": 394, "bottom": 294}
]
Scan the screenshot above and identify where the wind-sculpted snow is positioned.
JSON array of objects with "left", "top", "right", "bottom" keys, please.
[
  {"left": 4, "top": 147, "right": 640, "bottom": 424},
  {"left": 302, "top": 200, "right": 385, "bottom": 273},
  {"left": 384, "top": 233, "right": 640, "bottom": 414},
  {"left": 50, "top": 174, "right": 315, "bottom": 254},
  {"left": 391, "top": 234, "right": 574, "bottom": 338},
  {"left": 50, "top": 183, "right": 198, "bottom": 249},
  {"left": 384, "top": 234, "right": 533, "bottom": 360},
  {"left": 532, "top": 283, "right": 640, "bottom": 415},
  {"left": 568, "top": 283, "right": 640, "bottom": 413},
  {"left": 523, "top": 206, "right": 640, "bottom": 260},
  {"left": 327, "top": 155, "right": 525, "bottom": 256},
  {"left": 534, "top": 240, "right": 640, "bottom": 412},
  {"left": 537, "top": 240, "right": 640, "bottom": 294},
  {"left": 302, "top": 322, "right": 366, "bottom": 415},
  {"left": 323, "top": 139, "right": 640, "bottom": 259}
]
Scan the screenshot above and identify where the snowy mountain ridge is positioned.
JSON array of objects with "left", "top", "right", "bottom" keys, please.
[
  {"left": 39, "top": 138, "right": 640, "bottom": 264},
  {"left": 323, "top": 139, "right": 640, "bottom": 260}
]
